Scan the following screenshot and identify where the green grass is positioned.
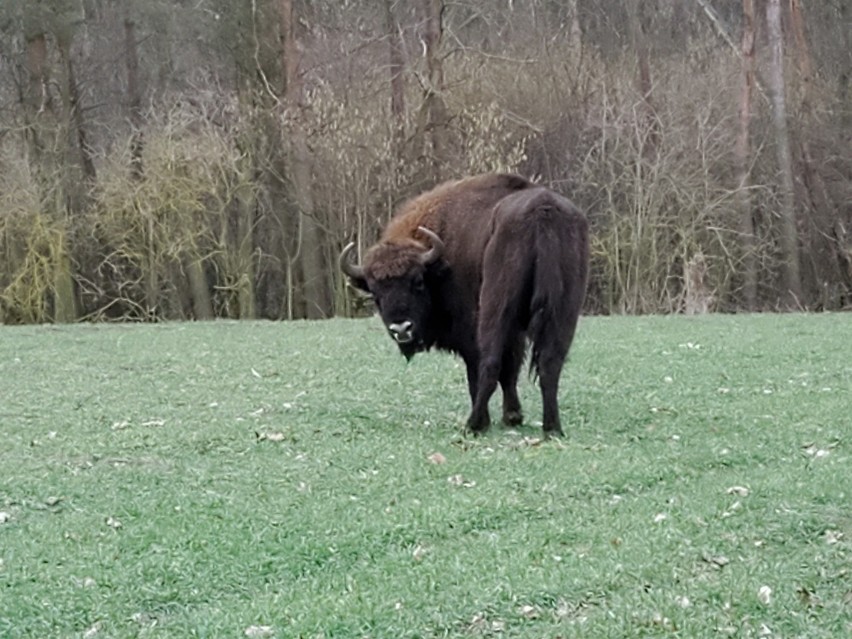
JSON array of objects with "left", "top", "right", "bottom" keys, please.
[{"left": 1, "top": 314, "right": 849, "bottom": 638}]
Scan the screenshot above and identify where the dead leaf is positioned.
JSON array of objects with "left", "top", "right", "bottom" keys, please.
[
  {"left": 702, "top": 553, "right": 730, "bottom": 568},
  {"left": 726, "top": 486, "right": 750, "bottom": 497},
  {"left": 256, "top": 431, "right": 286, "bottom": 442},
  {"left": 653, "top": 512, "right": 667, "bottom": 523},
  {"left": 518, "top": 604, "right": 539, "bottom": 619},
  {"left": 83, "top": 623, "right": 101, "bottom": 638},
  {"left": 0, "top": 512, "right": 11, "bottom": 524},
  {"left": 244, "top": 626, "right": 274, "bottom": 638},
  {"left": 721, "top": 500, "right": 743, "bottom": 518},
  {"left": 105, "top": 516, "right": 122, "bottom": 529},
  {"left": 797, "top": 586, "right": 822, "bottom": 608},
  {"left": 427, "top": 452, "right": 446, "bottom": 464},
  {"left": 412, "top": 544, "right": 428, "bottom": 561},
  {"left": 447, "top": 474, "right": 476, "bottom": 488},
  {"left": 758, "top": 585, "right": 772, "bottom": 605},
  {"left": 824, "top": 530, "right": 843, "bottom": 545},
  {"left": 803, "top": 444, "right": 830, "bottom": 458}
]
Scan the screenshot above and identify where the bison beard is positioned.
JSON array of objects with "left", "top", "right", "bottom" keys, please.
[{"left": 340, "top": 173, "right": 589, "bottom": 436}]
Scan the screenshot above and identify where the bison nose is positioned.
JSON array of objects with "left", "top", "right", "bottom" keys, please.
[{"left": 388, "top": 320, "right": 415, "bottom": 344}]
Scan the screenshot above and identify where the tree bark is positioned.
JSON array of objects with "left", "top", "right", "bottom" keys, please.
[
  {"left": 385, "top": 0, "right": 406, "bottom": 127},
  {"left": 124, "top": 5, "right": 144, "bottom": 178},
  {"left": 418, "top": 0, "right": 449, "bottom": 183},
  {"left": 766, "top": 0, "right": 802, "bottom": 308},
  {"left": 627, "top": 0, "right": 658, "bottom": 159},
  {"left": 735, "top": 0, "right": 758, "bottom": 310},
  {"left": 279, "top": 0, "right": 332, "bottom": 318},
  {"left": 787, "top": 0, "right": 851, "bottom": 306}
]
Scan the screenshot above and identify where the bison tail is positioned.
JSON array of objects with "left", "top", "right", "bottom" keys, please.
[{"left": 528, "top": 206, "right": 589, "bottom": 378}]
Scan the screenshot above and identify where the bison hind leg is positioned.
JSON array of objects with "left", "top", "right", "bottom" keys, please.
[{"left": 500, "top": 334, "right": 526, "bottom": 426}]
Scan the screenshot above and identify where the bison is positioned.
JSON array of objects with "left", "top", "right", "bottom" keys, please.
[{"left": 340, "top": 173, "right": 589, "bottom": 436}]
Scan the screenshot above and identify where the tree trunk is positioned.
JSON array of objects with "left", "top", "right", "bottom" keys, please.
[
  {"left": 766, "top": 0, "right": 803, "bottom": 308},
  {"left": 52, "top": 230, "right": 78, "bottom": 323},
  {"left": 735, "top": 0, "right": 758, "bottom": 310},
  {"left": 787, "top": 0, "right": 851, "bottom": 307},
  {"left": 418, "top": 0, "right": 449, "bottom": 183},
  {"left": 627, "top": 0, "right": 658, "bottom": 159},
  {"left": 235, "top": 181, "right": 257, "bottom": 320},
  {"left": 24, "top": 28, "right": 79, "bottom": 322},
  {"left": 124, "top": 5, "right": 144, "bottom": 178},
  {"left": 24, "top": 31, "right": 51, "bottom": 171},
  {"left": 385, "top": 0, "right": 406, "bottom": 127},
  {"left": 279, "top": 0, "right": 332, "bottom": 319},
  {"left": 186, "top": 257, "right": 213, "bottom": 320}
]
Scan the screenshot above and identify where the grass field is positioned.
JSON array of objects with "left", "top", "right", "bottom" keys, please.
[{"left": 1, "top": 313, "right": 849, "bottom": 638}]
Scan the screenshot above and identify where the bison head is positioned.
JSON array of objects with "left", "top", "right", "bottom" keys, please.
[{"left": 340, "top": 227, "right": 445, "bottom": 360}]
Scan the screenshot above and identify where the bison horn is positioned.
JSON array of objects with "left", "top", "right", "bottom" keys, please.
[
  {"left": 417, "top": 226, "right": 445, "bottom": 266},
  {"left": 339, "top": 242, "right": 366, "bottom": 280}
]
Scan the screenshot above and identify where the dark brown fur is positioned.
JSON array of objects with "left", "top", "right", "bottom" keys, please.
[{"left": 344, "top": 173, "right": 589, "bottom": 436}]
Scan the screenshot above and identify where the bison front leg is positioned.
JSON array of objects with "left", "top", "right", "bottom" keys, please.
[
  {"left": 463, "top": 355, "right": 490, "bottom": 432},
  {"left": 467, "top": 354, "right": 500, "bottom": 434}
]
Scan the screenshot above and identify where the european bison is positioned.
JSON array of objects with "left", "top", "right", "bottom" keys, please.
[{"left": 340, "top": 173, "right": 589, "bottom": 436}]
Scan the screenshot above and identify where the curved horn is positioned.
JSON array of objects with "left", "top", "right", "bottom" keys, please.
[
  {"left": 417, "top": 226, "right": 445, "bottom": 266},
  {"left": 339, "top": 242, "right": 366, "bottom": 280}
]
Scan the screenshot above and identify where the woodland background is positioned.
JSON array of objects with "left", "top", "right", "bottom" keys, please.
[{"left": 0, "top": 0, "right": 849, "bottom": 323}]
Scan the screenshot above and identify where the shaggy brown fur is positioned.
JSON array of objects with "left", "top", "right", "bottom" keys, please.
[{"left": 342, "top": 173, "right": 589, "bottom": 436}]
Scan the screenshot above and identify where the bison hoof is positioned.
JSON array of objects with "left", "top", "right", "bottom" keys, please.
[
  {"left": 543, "top": 427, "right": 565, "bottom": 439},
  {"left": 466, "top": 414, "right": 491, "bottom": 435},
  {"left": 502, "top": 410, "right": 524, "bottom": 427}
]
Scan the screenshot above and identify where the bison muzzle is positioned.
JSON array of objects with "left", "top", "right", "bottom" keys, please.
[{"left": 340, "top": 173, "right": 589, "bottom": 437}]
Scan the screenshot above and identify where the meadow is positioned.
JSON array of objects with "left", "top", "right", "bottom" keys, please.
[{"left": 1, "top": 313, "right": 849, "bottom": 638}]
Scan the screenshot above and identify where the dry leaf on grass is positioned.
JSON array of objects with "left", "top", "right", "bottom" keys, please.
[
  {"left": 823, "top": 530, "right": 843, "bottom": 545},
  {"left": 256, "top": 431, "right": 286, "bottom": 442},
  {"left": 758, "top": 585, "right": 772, "bottom": 605},
  {"left": 518, "top": 604, "right": 539, "bottom": 619},
  {"left": 0, "top": 512, "right": 11, "bottom": 524},
  {"left": 726, "top": 486, "right": 750, "bottom": 497},
  {"left": 427, "top": 452, "right": 446, "bottom": 464},
  {"left": 244, "top": 625, "right": 274, "bottom": 638},
  {"left": 105, "top": 516, "right": 122, "bottom": 529},
  {"left": 702, "top": 553, "right": 730, "bottom": 568},
  {"left": 448, "top": 474, "right": 476, "bottom": 488}
]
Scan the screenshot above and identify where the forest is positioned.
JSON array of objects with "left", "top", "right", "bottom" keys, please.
[{"left": 0, "top": 0, "right": 849, "bottom": 323}]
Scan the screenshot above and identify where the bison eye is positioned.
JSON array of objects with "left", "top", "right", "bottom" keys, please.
[{"left": 412, "top": 276, "right": 425, "bottom": 292}]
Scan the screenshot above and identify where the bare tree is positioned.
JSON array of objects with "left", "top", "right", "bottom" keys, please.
[
  {"left": 735, "top": 0, "right": 757, "bottom": 309},
  {"left": 123, "top": 2, "right": 144, "bottom": 179},
  {"left": 385, "top": 0, "right": 406, "bottom": 127},
  {"left": 766, "top": 0, "right": 802, "bottom": 307},
  {"left": 416, "top": 0, "right": 449, "bottom": 182},
  {"left": 279, "top": 0, "right": 332, "bottom": 319}
]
